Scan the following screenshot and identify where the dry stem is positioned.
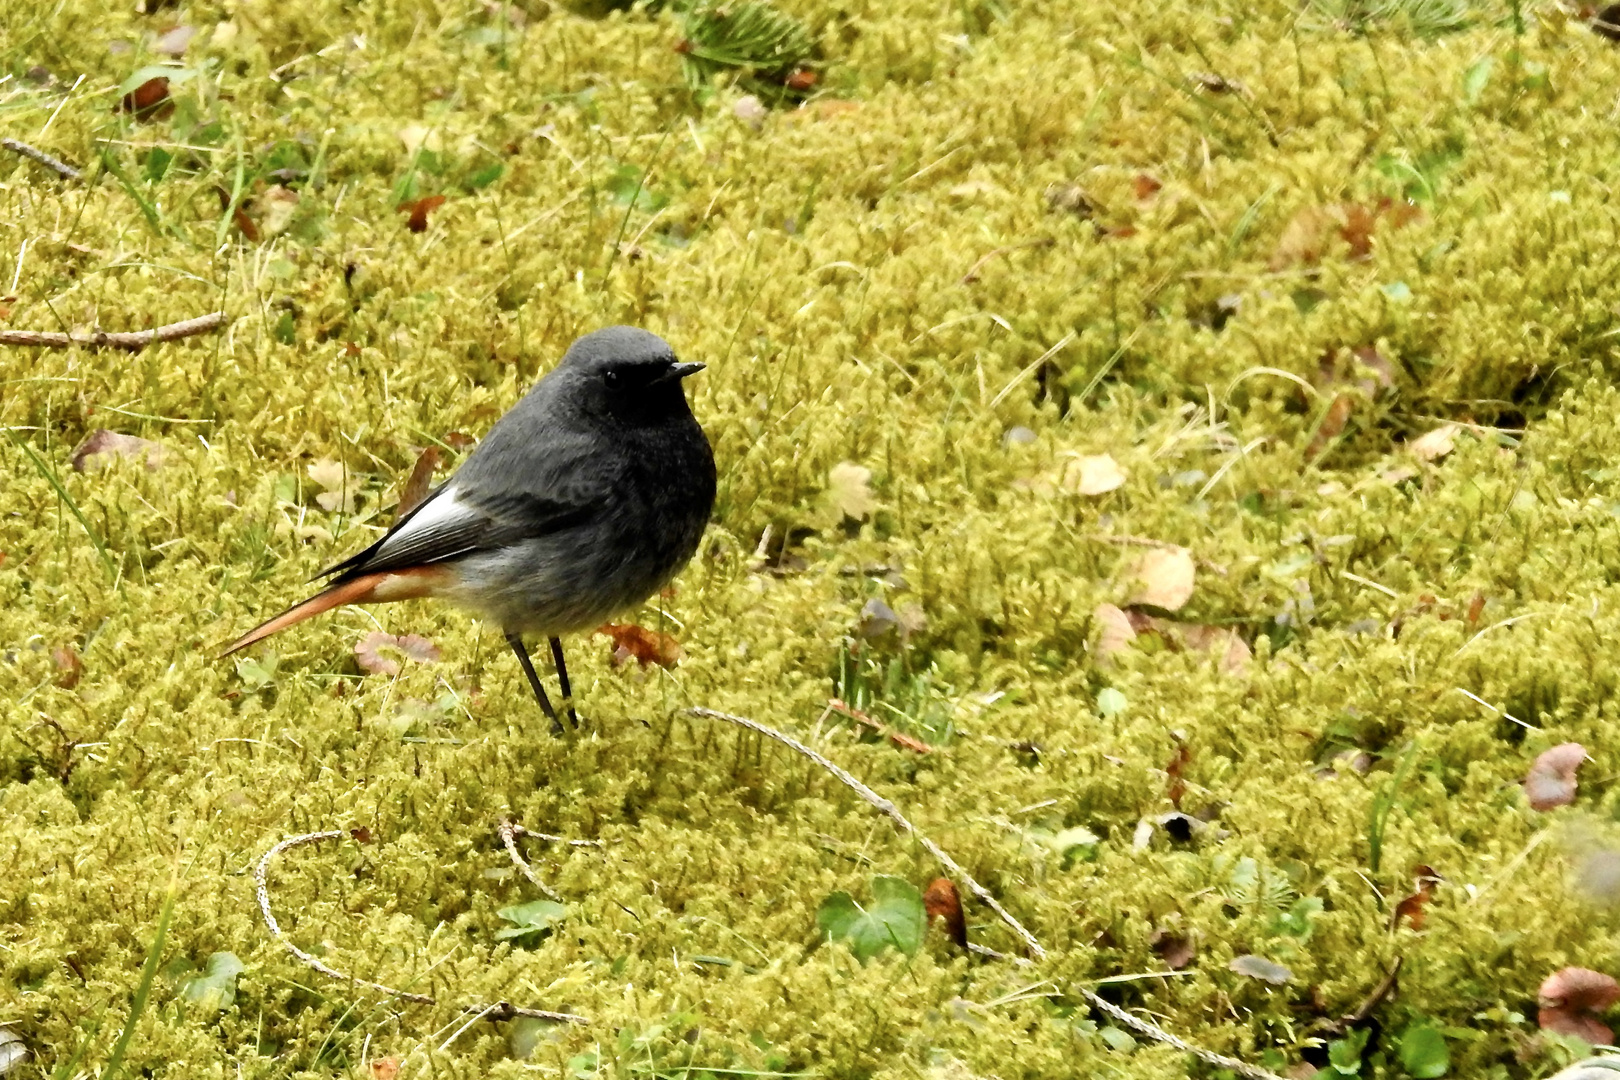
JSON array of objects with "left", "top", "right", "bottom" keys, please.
[
  {"left": 1, "top": 137, "right": 81, "bottom": 181},
  {"left": 0, "top": 311, "right": 227, "bottom": 350},
  {"left": 254, "top": 829, "right": 587, "bottom": 1025}
]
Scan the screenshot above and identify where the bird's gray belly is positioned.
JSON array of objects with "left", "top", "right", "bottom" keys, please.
[{"left": 443, "top": 522, "right": 698, "bottom": 634}]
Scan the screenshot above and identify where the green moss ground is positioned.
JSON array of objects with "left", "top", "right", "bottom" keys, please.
[{"left": 7, "top": 0, "right": 1620, "bottom": 1075}]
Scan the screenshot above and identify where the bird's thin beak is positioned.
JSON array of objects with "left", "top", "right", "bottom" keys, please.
[{"left": 659, "top": 361, "right": 706, "bottom": 383}]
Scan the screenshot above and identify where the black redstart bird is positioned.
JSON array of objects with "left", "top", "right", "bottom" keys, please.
[{"left": 221, "top": 325, "right": 716, "bottom": 731}]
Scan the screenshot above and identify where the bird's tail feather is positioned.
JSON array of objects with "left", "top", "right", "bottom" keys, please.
[{"left": 218, "top": 570, "right": 447, "bottom": 657}]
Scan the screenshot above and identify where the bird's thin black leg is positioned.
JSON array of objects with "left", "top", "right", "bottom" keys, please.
[
  {"left": 549, "top": 636, "right": 579, "bottom": 729},
  {"left": 507, "top": 631, "right": 563, "bottom": 737}
]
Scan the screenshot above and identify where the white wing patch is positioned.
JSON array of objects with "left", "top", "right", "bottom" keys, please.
[{"left": 375, "top": 485, "right": 476, "bottom": 561}]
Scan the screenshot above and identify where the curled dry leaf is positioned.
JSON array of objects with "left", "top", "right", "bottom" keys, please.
[
  {"left": 398, "top": 446, "right": 443, "bottom": 518},
  {"left": 1269, "top": 199, "right": 1421, "bottom": 271},
  {"left": 1092, "top": 602, "right": 1136, "bottom": 663},
  {"left": 1122, "top": 547, "right": 1196, "bottom": 612},
  {"left": 71, "top": 430, "right": 168, "bottom": 472},
  {"left": 354, "top": 631, "right": 442, "bottom": 676},
  {"left": 1165, "top": 742, "right": 1191, "bottom": 809},
  {"left": 398, "top": 194, "right": 447, "bottom": 234},
  {"left": 370, "top": 1057, "right": 402, "bottom": 1080},
  {"left": 1391, "top": 864, "right": 1441, "bottom": 930},
  {"left": 1526, "top": 742, "right": 1586, "bottom": 811},
  {"left": 1409, "top": 424, "right": 1459, "bottom": 463},
  {"left": 923, "top": 877, "right": 967, "bottom": 948},
  {"left": 828, "top": 461, "right": 876, "bottom": 521},
  {"left": 1229, "top": 954, "right": 1292, "bottom": 985},
  {"left": 596, "top": 623, "right": 684, "bottom": 669},
  {"left": 1058, "top": 453, "right": 1127, "bottom": 495},
  {"left": 52, "top": 646, "right": 83, "bottom": 689},
  {"left": 254, "top": 185, "right": 299, "bottom": 238},
  {"left": 1539, "top": 967, "right": 1620, "bottom": 1044}
]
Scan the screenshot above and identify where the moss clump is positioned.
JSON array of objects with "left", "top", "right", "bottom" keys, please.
[{"left": 6, "top": 0, "right": 1620, "bottom": 1076}]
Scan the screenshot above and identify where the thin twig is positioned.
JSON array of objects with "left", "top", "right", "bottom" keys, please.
[
  {"left": 687, "top": 706, "right": 1288, "bottom": 1080},
  {"left": 1074, "top": 987, "right": 1286, "bottom": 1080},
  {"left": 688, "top": 706, "right": 1046, "bottom": 961},
  {"left": 1, "top": 137, "right": 81, "bottom": 181},
  {"left": 254, "top": 830, "right": 588, "bottom": 1025},
  {"left": 962, "top": 236, "right": 1055, "bottom": 284},
  {"left": 0, "top": 310, "right": 227, "bottom": 350},
  {"left": 502, "top": 819, "right": 592, "bottom": 906}
]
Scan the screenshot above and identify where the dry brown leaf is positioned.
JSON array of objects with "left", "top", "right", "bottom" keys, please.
[
  {"left": 1123, "top": 547, "right": 1196, "bottom": 611},
  {"left": 1391, "top": 865, "right": 1441, "bottom": 930},
  {"left": 1133, "top": 173, "right": 1163, "bottom": 200},
  {"left": 1058, "top": 453, "right": 1127, "bottom": 495},
  {"left": 1539, "top": 967, "right": 1620, "bottom": 1043},
  {"left": 1409, "top": 424, "right": 1459, "bottom": 463},
  {"left": 354, "top": 631, "right": 441, "bottom": 676},
  {"left": 1150, "top": 928, "right": 1196, "bottom": 969},
  {"left": 1269, "top": 205, "right": 1337, "bottom": 270},
  {"left": 399, "top": 446, "right": 443, "bottom": 519},
  {"left": 398, "top": 194, "right": 447, "bottom": 234},
  {"left": 52, "top": 646, "right": 83, "bottom": 689},
  {"left": 70, "top": 430, "right": 168, "bottom": 472},
  {"left": 1526, "top": 742, "right": 1586, "bottom": 811},
  {"left": 119, "top": 76, "right": 171, "bottom": 119},
  {"left": 370, "top": 1057, "right": 402, "bottom": 1080},
  {"left": 1165, "top": 742, "right": 1190, "bottom": 808},
  {"left": 1093, "top": 602, "right": 1136, "bottom": 663},
  {"left": 596, "top": 623, "right": 684, "bottom": 669},
  {"left": 923, "top": 877, "right": 967, "bottom": 948},
  {"left": 828, "top": 461, "right": 876, "bottom": 521}
]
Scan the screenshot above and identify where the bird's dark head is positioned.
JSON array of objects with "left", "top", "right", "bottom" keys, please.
[{"left": 560, "top": 326, "right": 704, "bottom": 422}]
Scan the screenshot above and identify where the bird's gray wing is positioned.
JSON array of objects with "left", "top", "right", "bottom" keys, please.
[{"left": 319, "top": 478, "right": 596, "bottom": 583}]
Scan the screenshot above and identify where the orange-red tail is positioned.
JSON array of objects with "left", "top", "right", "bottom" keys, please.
[{"left": 219, "top": 569, "right": 448, "bottom": 657}]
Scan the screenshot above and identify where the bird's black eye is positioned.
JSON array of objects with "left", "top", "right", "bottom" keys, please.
[{"left": 602, "top": 369, "right": 624, "bottom": 391}]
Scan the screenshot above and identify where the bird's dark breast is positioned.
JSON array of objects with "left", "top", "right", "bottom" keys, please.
[{"left": 619, "top": 414, "right": 717, "bottom": 577}]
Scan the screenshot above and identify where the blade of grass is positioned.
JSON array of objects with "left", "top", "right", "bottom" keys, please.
[
  {"left": 99, "top": 884, "right": 177, "bottom": 1080},
  {"left": 1368, "top": 740, "right": 1418, "bottom": 876},
  {"left": 8, "top": 431, "right": 117, "bottom": 585},
  {"left": 96, "top": 143, "right": 165, "bottom": 237}
]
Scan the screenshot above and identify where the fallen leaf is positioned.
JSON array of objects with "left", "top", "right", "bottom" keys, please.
[
  {"left": 153, "top": 25, "right": 194, "bottom": 56},
  {"left": 1391, "top": 864, "right": 1441, "bottom": 930},
  {"left": 0, "top": 1025, "right": 29, "bottom": 1076},
  {"left": 1045, "top": 183, "right": 1094, "bottom": 218},
  {"left": 828, "top": 461, "right": 876, "bottom": 521},
  {"left": 1092, "top": 602, "right": 1136, "bottom": 663},
  {"left": 1150, "top": 928, "right": 1196, "bottom": 969},
  {"left": 349, "top": 825, "right": 372, "bottom": 844},
  {"left": 1409, "top": 424, "right": 1459, "bottom": 463},
  {"left": 120, "top": 76, "right": 171, "bottom": 118},
  {"left": 1307, "top": 392, "right": 1356, "bottom": 460},
  {"left": 255, "top": 185, "right": 299, "bottom": 237},
  {"left": 784, "top": 69, "right": 818, "bottom": 91},
  {"left": 399, "top": 446, "right": 443, "bottom": 518},
  {"left": 70, "top": 430, "right": 168, "bottom": 472},
  {"left": 1187, "top": 71, "right": 1245, "bottom": 94},
  {"left": 1229, "top": 954, "right": 1292, "bottom": 985},
  {"left": 1270, "top": 205, "right": 1337, "bottom": 270},
  {"left": 1526, "top": 742, "right": 1586, "bottom": 811},
  {"left": 354, "top": 631, "right": 442, "bottom": 676},
  {"left": 1176, "top": 623, "right": 1253, "bottom": 674},
  {"left": 52, "top": 646, "right": 83, "bottom": 689},
  {"left": 1466, "top": 591, "right": 1486, "bottom": 624},
  {"left": 1539, "top": 967, "right": 1620, "bottom": 1044},
  {"left": 1123, "top": 547, "right": 1196, "bottom": 611},
  {"left": 1133, "top": 173, "right": 1162, "bottom": 200},
  {"left": 923, "top": 877, "right": 967, "bottom": 948},
  {"left": 370, "top": 1057, "right": 402, "bottom": 1080},
  {"left": 1058, "top": 453, "right": 1127, "bottom": 495},
  {"left": 398, "top": 194, "right": 446, "bottom": 233},
  {"left": 307, "top": 457, "right": 360, "bottom": 514},
  {"left": 596, "top": 623, "right": 684, "bottom": 669}
]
